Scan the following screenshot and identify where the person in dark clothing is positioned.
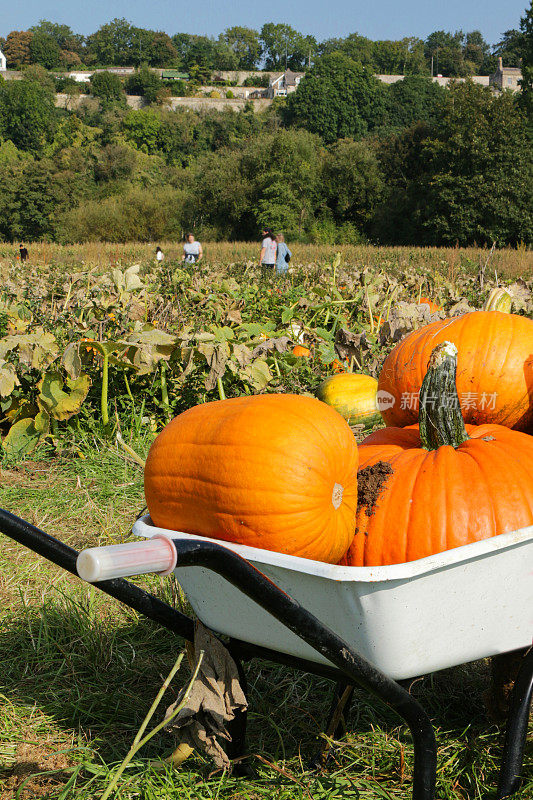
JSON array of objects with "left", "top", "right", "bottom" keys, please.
[{"left": 19, "top": 244, "right": 29, "bottom": 262}]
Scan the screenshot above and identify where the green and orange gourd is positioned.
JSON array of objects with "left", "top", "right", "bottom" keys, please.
[{"left": 316, "top": 373, "right": 381, "bottom": 429}]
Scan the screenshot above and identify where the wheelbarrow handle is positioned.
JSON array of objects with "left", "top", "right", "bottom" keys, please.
[{"left": 77, "top": 536, "right": 177, "bottom": 581}]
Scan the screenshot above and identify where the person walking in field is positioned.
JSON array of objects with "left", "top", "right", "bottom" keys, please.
[
  {"left": 155, "top": 246, "right": 164, "bottom": 262},
  {"left": 182, "top": 233, "right": 203, "bottom": 264},
  {"left": 275, "top": 234, "right": 292, "bottom": 275},
  {"left": 259, "top": 228, "right": 277, "bottom": 273}
]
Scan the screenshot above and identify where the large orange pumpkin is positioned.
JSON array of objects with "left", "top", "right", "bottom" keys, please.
[
  {"left": 378, "top": 311, "right": 533, "bottom": 430},
  {"left": 145, "top": 394, "right": 359, "bottom": 563},
  {"left": 341, "top": 342, "right": 533, "bottom": 567}
]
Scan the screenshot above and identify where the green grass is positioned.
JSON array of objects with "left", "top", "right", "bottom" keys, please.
[{"left": 0, "top": 443, "right": 531, "bottom": 799}]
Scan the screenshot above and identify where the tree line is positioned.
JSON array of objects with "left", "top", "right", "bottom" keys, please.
[
  {"left": 0, "top": 17, "right": 527, "bottom": 77},
  {"left": 0, "top": 5, "right": 531, "bottom": 248}
]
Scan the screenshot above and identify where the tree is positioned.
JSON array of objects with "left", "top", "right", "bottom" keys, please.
[
  {"left": 283, "top": 53, "right": 387, "bottom": 143},
  {"left": 494, "top": 29, "right": 526, "bottom": 68},
  {"left": 260, "top": 23, "right": 315, "bottom": 70},
  {"left": 384, "top": 75, "right": 445, "bottom": 131},
  {"left": 123, "top": 109, "right": 163, "bottom": 154},
  {"left": 89, "top": 71, "right": 125, "bottom": 106},
  {"left": 148, "top": 32, "right": 178, "bottom": 67},
  {"left": 29, "top": 32, "right": 61, "bottom": 69},
  {"left": 221, "top": 26, "right": 261, "bottom": 69},
  {"left": 125, "top": 66, "right": 168, "bottom": 104},
  {"left": 520, "top": 0, "right": 533, "bottom": 121},
  {"left": 463, "top": 30, "right": 492, "bottom": 74},
  {"left": 94, "top": 144, "right": 136, "bottom": 181},
  {"left": 317, "top": 33, "right": 426, "bottom": 75},
  {"left": 171, "top": 33, "right": 238, "bottom": 75},
  {"left": 372, "top": 40, "right": 408, "bottom": 74},
  {"left": 249, "top": 128, "right": 323, "bottom": 234},
  {"left": 374, "top": 82, "right": 533, "bottom": 246},
  {"left": 59, "top": 50, "right": 83, "bottom": 69},
  {"left": 317, "top": 33, "right": 374, "bottom": 67},
  {"left": 86, "top": 18, "right": 134, "bottom": 65},
  {"left": 424, "top": 30, "right": 466, "bottom": 76},
  {"left": 400, "top": 37, "right": 428, "bottom": 74},
  {"left": 0, "top": 78, "right": 56, "bottom": 154},
  {"left": 3, "top": 31, "right": 33, "bottom": 67},
  {"left": 29, "top": 20, "right": 84, "bottom": 52},
  {"left": 322, "top": 139, "right": 384, "bottom": 232},
  {"left": 187, "top": 128, "right": 323, "bottom": 238},
  {"left": 21, "top": 64, "right": 55, "bottom": 92},
  {"left": 0, "top": 140, "right": 34, "bottom": 241}
]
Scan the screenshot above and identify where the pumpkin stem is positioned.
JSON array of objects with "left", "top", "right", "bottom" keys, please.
[{"left": 419, "top": 342, "right": 469, "bottom": 450}]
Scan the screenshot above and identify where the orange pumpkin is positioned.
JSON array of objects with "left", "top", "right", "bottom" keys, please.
[
  {"left": 145, "top": 394, "right": 359, "bottom": 563},
  {"left": 342, "top": 342, "right": 533, "bottom": 567},
  {"left": 418, "top": 296, "right": 442, "bottom": 313},
  {"left": 292, "top": 345, "right": 311, "bottom": 357},
  {"left": 378, "top": 311, "right": 533, "bottom": 431}
]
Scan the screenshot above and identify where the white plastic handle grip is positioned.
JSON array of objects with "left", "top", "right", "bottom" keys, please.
[{"left": 76, "top": 535, "right": 177, "bottom": 582}]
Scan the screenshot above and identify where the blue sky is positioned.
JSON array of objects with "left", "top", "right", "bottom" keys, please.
[{"left": 0, "top": 0, "right": 527, "bottom": 46}]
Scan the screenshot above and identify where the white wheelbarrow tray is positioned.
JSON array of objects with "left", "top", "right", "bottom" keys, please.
[{"left": 134, "top": 515, "right": 533, "bottom": 681}]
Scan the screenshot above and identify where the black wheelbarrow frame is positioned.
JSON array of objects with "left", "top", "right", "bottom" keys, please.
[{"left": 0, "top": 507, "right": 531, "bottom": 800}]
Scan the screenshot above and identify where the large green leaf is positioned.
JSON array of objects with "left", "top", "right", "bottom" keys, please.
[
  {"left": 124, "top": 328, "right": 177, "bottom": 375},
  {"left": 0, "top": 330, "right": 58, "bottom": 370},
  {"left": 112, "top": 264, "right": 144, "bottom": 294},
  {"left": 239, "top": 358, "right": 272, "bottom": 391},
  {"left": 37, "top": 371, "right": 91, "bottom": 421},
  {"left": 3, "top": 411, "right": 50, "bottom": 458}
]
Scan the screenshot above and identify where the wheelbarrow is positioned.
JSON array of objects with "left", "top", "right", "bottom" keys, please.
[{"left": 0, "top": 506, "right": 531, "bottom": 800}]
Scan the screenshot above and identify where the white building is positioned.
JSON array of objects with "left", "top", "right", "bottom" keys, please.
[
  {"left": 0, "top": 49, "right": 6, "bottom": 71},
  {"left": 268, "top": 70, "right": 305, "bottom": 98}
]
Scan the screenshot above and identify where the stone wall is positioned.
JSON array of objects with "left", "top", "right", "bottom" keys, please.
[
  {"left": 209, "top": 70, "right": 272, "bottom": 85},
  {"left": 55, "top": 93, "right": 273, "bottom": 112}
]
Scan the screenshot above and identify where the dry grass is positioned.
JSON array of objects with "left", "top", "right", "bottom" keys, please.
[{"left": 0, "top": 241, "right": 531, "bottom": 280}]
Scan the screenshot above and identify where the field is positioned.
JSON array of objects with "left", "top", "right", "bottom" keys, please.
[{"left": 0, "top": 243, "right": 531, "bottom": 799}]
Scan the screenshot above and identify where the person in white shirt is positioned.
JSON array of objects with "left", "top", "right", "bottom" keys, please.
[
  {"left": 155, "top": 246, "right": 164, "bottom": 262},
  {"left": 182, "top": 233, "right": 203, "bottom": 264},
  {"left": 259, "top": 228, "right": 277, "bottom": 272}
]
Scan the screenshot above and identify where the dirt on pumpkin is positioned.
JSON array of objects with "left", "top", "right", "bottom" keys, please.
[{"left": 357, "top": 461, "right": 394, "bottom": 517}]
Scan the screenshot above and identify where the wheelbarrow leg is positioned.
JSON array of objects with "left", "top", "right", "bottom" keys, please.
[
  {"left": 225, "top": 657, "right": 248, "bottom": 761},
  {"left": 224, "top": 657, "right": 255, "bottom": 776},
  {"left": 311, "top": 681, "right": 354, "bottom": 768},
  {"left": 495, "top": 647, "right": 533, "bottom": 799}
]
